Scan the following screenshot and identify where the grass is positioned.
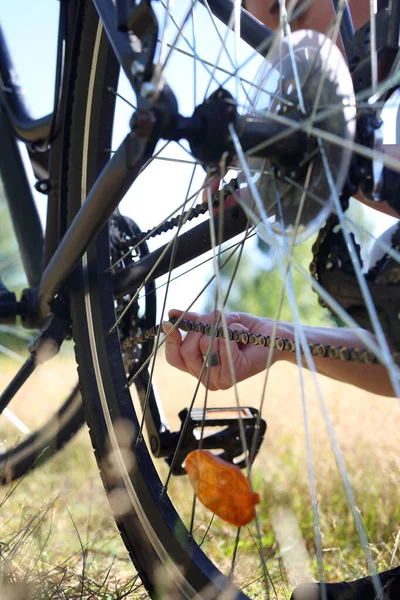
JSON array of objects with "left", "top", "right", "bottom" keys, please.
[{"left": 0, "top": 354, "right": 399, "bottom": 598}]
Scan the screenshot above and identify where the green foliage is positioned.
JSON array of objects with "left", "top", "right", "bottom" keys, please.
[
  {"left": 206, "top": 233, "right": 331, "bottom": 326},
  {"left": 0, "top": 181, "right": 26, "bottom": 294}
]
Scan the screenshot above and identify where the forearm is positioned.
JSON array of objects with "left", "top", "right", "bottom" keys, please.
[
  {"left": 274, "top": 323, "right": 396, "bottom": 397},
  {"left": 353, "top": 144, "right": 400, "bottom": 218}
]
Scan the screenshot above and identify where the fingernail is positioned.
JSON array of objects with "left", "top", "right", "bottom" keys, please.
[{"left": 162, "top": 321, "right": 173, "bottom": 335}]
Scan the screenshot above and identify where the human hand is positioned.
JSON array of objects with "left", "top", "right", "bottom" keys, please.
[{"left": 162, "top": 309, "right": 286, "bottom": 391}]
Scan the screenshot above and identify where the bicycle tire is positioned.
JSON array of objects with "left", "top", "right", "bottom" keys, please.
[
  {"left": 67, "top": 1, "right": 400, "bottom": 599},
  {"left": 0, "top": 386, "right": 84, "bottom": 484}
]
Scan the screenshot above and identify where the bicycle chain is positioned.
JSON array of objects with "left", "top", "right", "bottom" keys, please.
[
  {"left": 121, "top": 317, "right": 378, "bottom": 363},
  {"left": 121, "top": 179, "right": 239, "bottom": 248},
  {"left": 119, "top": 183, "right": 381, "bottom": 364}
]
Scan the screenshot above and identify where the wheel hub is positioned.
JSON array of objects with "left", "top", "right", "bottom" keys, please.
[{"left": 238, "top": 29, "right": 356, "bottom": 245}]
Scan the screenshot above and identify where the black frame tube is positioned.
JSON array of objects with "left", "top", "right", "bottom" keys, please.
[
  {"left": 113, "top": 204, "right": 250, "bottom": 297},
  {"left": 331, "top": 0, "right": 355, "bottom": 65},
  {"left": 0, "top": 23, "right": 52, "bottom": 145},
  {"left": 38, "top": 133, "right": 157, "bottom": 316},
  {"left": 388, "top": 0, "right": 400, "bottom": 47},
  {"left": 0, "top": 108, "right": 44, "bottom": 287}
]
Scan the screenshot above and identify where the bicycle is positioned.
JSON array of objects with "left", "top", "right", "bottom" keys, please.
[{"left": 1, "top": 0, "right": 400, "bottom": 598}]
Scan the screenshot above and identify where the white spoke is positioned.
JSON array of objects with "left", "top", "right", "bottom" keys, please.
[
  {"left": 370, "top": 0, "right": 378, "bottom": 95},
  {"left": 0, "top": 343, "right": 25, "bottom": 364},
  {"left": 137, "top": 166, "right": 199, "bottom": 441},
  {"left": 2, "top": 409, "right": 30, "bottom": 435},
  {"left": 279, "top": 1, "right": 306, "bottom": 114},
  {"left": 232, "top": 115, "right": 387, "bottom": 598},
  {"left": 318, "top": 137, "right": 400, "bottom": 396}
]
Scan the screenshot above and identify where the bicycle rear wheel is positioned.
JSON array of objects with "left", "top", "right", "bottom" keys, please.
[{"left": 68, "top": 1, "right": 400, "bottom": 598}]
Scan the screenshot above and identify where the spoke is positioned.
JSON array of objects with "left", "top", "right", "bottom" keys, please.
[
  {"left": 199, "top": 514, "right": 214, "bottom": 547},
  {"left": 189, "top": 492, "right": 197, "bottom": 537},
  {"left": 234, "top": 119, "right": 386, "bottom": 597},
  {"left": 109, "top": 174, "right": 204, "bottom": 334},
  {"left": 162, "top": 347, "right": 211, "bottom": 490},
  {"left": 126, "top": 232, "right": 252, "bottom": 389},
  {"left": 294, "top": 326, "right": 326, "bottom": 599},
  {"left": 136, "top": 230, "right": 256, "bottom": 301},
  {"left": 276, "top": 160, "right": 327, "bottom": 595},
  {"left": 107, "top": 86, "right": 137, "bottom": 110},
  {"left": 370, "top": 0, "right": 378, "bottom": 95},
  {"left": 213, "top": 151, "right": 273, "bottom": 597},
  {"left": 2, "top": 408, "right": 30, "bottom": 435},
  {"left": 162, "top": 211, "right": 254, "bottom": 489},
  {"left": 279, "top": 1, "right": 306, "bottom": 114},
  {"left": 0, "top": 326, "right": 32, "bottom": 341},
  {"left": 202, "top": 0, "right": 251, "bottom": 104},
  {"left": 136, "top": 167, "right": 198, "bottom": 442},
  {"left": 191, "top": 5, "right": 197, "bottom": 107},
  {"left": 206, "top": 180, "right": 250, "bottom": 475},
  {"left": 318, "top": 136, "right": 400, "bottom": 396},
  {"left": 155, "top": 0, "right": 171, "bottom": 95},
  {"left": 108, "top": 166, "right": 207, "bottom": 272},
  {"left": 306, "top": 1, "right": 346, "bottom": 128},
  {"left": 164, "top": 43, "right": 297, "bottom": 111},
  {"left": 229, "top": 122, "right": 400, "bottom": 372},
  {"left": 270, "top": 157, "right": 328, "bottom": 594},
  {"left": 158, "top": 1, "right": 199, "bottom": 80},
  {"left": 151, "top": 156, "right": 200, "bottom": 166},
  {"left": 0, "top": 343, "right": 25, "bottom": 364},
  {"left": 230, "top": 527, "right": 241, "bottom": 578},
  {"left": 244, "top": 96, "right": 400, "bottom": 175}
]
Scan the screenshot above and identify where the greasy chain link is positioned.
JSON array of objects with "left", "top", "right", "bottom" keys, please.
[{"left": 121, "top": 178, "right": 382, "bottom": 365}]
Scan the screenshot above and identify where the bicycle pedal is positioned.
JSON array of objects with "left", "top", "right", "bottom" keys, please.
[{"left": 165, "top": 406, "right": 267, "bottom": 476}]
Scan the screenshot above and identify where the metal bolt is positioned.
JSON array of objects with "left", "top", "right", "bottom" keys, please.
[
  {"left": 326, "top": 260, "right": 335, "bottom": 271},
  {"left": 131, "top": 60, "right": 145, "bottom": 77},
  {"left": 140, "top": 81, "right": 156, "bottom": 99}
]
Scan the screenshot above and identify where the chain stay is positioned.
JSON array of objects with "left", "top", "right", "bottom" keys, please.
[{"left": 122, "top": 179, "right": 238, "bottom": 248}]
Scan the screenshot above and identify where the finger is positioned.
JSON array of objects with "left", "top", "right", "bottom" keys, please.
[
  {"left": 162, "top": 321, "right": 188, "bottom": 373},
  {"left": 179, "top": 310, "right": 224, "bottom": 378},
  {"left": 180, "top": 322, "right": 211, "bottom": 378},
  {"left": 199, "top": 334, "right": 220, "bottom": 365},
  {"left": 168, "top": 308, "right": 201, "bottom": 324},
  {"left": 217, "top": 321, "right": 245, "bottom": 367}
]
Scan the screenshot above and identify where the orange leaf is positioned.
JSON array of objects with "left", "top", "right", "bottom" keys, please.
[{"left": 185, "top": 450, "right": 260, "bottom": 527}]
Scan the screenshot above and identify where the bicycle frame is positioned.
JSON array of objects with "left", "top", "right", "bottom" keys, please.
[{"left": 0, "top": 0, "right": 399, "bottom": 321}]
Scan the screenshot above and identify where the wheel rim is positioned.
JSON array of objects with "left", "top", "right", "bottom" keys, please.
[{"left": 72, "top": 2, "right": 400, "bottom": 598}]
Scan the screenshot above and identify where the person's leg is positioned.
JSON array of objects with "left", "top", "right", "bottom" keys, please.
[{"left": 291, "top": 567, "right": 400, "bottom": 599}]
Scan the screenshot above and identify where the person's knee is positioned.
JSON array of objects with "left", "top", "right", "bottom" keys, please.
[
  {"left": 290, "top": 582, "right": 353, "bottom": 600},
  {"left": 290, "top": 583, "right": 321, "bottom": 600}
]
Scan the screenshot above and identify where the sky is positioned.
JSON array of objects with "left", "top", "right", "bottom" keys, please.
[{"left": 1, "top": 0, "right": 398, "bottom": 319}]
